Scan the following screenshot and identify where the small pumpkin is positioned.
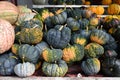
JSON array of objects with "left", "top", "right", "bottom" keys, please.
[
  {"left": 42, "top": 48, "right": 63, "bottom": 63},
  {"left": 18, "top": 44, "right": 40, "bottom": 64},
  {"left": 14, "top": 62, "right": 35, "bottom": 77},
  {"left": 81, "top": 58, "right": 100, "bottom": 75},
  {"left": 75, "top": 0, "right": 85, "bottom": 5},
  {"left": 78, "top": 18, "right": 89, "bottom": 29},
  {"left": 42, "top": 60, "right": 68, "bottom": 77},
  {"left": 47, "top": 25, "right": 71, "bottom": 49},
  {"left": 102, "top": 0, "right": 112, "bottom": 5},
  {"left": 67, "top": 17, "right": 80, "bottom": 31},
  {"left": 107, "top": 4, "right": 120, "bottom": 15},
  {"left": 113, "top": 28, "right": 120, "bottom": 42},
  {"left": 90, "top": 29, "right": 109, "bottom": 45},
  {"left": 89, "top": 17, "right": 99, "bottom": 28},
  {"left": 63, "top": 44, "right": 84, "bottom": 63},
  {"left": 87, "top": 6, "right": 96, "bottom": 14},
  {"left": 85, "top": 43, "right": 104, "bottom": 58},
  {"left": 95, "top": 6, "right": 104, "bottom": 15},
  {"left": 0, "top": 52, "right": 18, "bottom": 75},
  {"left": 81, "top": 10, "right": 93, "bottom": 19},
  {"left": 79, "top": 29, "right": 91, "bottom": 40}
]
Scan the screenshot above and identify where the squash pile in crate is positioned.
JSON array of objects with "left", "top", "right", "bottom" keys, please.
[{"left": 0, "top": 1, "right": 120, "bottom": 78}]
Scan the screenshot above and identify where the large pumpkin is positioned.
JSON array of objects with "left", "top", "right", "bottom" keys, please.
[
  {"left": 0, "top": 1, "right": 19, "bottom": 24},
  {"left": 81, "top": 58, "right": 100, "bottom": 75},
  {"left": 90, "top": 29, "right": 109, "bottom": 45},
  {"left": 0, "top": 19, "right": 15, "bottom": 54},
  {"left": 0, "top": 52, "right": 18, "bottom": 75},
  {"left": 42, "top": 48, "right": 63, "bottom": 63},
  {"left": 85, "top": 43, "right": 104, "bottom": 58},
  {"left": 107, "top": 4, "right": 120, "bottom": 15},
  {"left": 63, "top": 44, "right": 84, "bottom": 63},
  {"left": 47, "top": 25, "right": 71, "bottom": 49},
  {"left": 42, "top": 60, "right": 68, "bottom": 77}
]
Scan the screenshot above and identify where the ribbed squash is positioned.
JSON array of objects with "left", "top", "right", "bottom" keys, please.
[
  {"left": 89, "top": 18, "right": 99, "bottom": 28},
  {"left": 81, "top": 58, "right": 100, "bottom": 75},
  {"left": 63, "top": 44, "right": 84, "bottom": 63},
  {"left": 90, "top": 29, "right": 109, "bottom": 45},
  {"left": 0, "top": 1, "right": 19, "bottom": 24},
  {"left": 42, "top": 48, "right": 63, "bottom": 63},
  {"left": 85, "top": 43, "right": 104, "bottom": 58},
  {"left": 107, "top": 4, "right": 120, "bottom": 15},
  {"left": 102, "top": 0, "right": 112, "bottom": 5}
]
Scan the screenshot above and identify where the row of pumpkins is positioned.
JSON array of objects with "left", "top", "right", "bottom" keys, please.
[
  {"left": 32, "top": 0, "right": 120, "bottom": 5},
  {"left": 0, "top": 1, "right": 120, "bottom": 78}
]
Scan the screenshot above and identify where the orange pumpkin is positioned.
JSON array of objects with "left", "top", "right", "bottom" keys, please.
[
  {"left": 102, "top": 0, "right": 112, "bottom": 5},
  {"left": 95, "top": 6, "right": 105, "bottom": 15},
  {"left": 87, "top": 6, "right": 96, "bottom": 14},
  {"left": 84, "top": 1, "right": 91, "bottom": 5}
]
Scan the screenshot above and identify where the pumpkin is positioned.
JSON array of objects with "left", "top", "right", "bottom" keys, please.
[
  {"left": 85, "top": 43, "right": 104, "bottom": 58},
  {"left": 0, "top": 19, "right": 15, "bottom": 54},
  {"left": 67, "top": 17, "right": 80, "bottom": 31},
  {"left": 78, "top": 18, "right": 89, "bottom": 29},
  {"left": 18, "top": 44, "right": 40, "bottom": 64},
  {"left": 102, "top": 0, "right": 112, "bottom": 5},
  {"left": 32, "top": 0, "right": 48, "bottom": 4},
  {"left": 17, "top": 27, "right": 43, "bottom": 44},
  {"left": 79, "top": 29, "right": 91, "bottom": 40},
  {"left": 0, "top": 1, "right": 19, "bottom": 24},
  {"left": 56, "top": 0, "right": 66, "bottom": 4},
  {"left": 0, "top": 52, "right": 18, "bottom": 75},
  {"left": 102, "top": 58, "right": 120, "bottom": 77},
  {"left": 113, "top": 0, "right": 120, "bottom": 5},
  {"left": 107, "top": 4, "right": 120, "bottom": 15},
  {"left": 42, "top": 48, "right": 63, "bottom": 63},
  {"left": 75, "top": 0, "right": 85, "bottom": 5},
  {"left": 81, "top": 10, "right": 93, "bottom": 19},
  {"left": 63, "top": 44, "right": 84, "bottom": 63},
  {"left": 11, "top": 44, "right": 20, "bottom": 55},
  {"left": 84, "top": 1, "right": 91, "bottom": 5},
  {"left": 87, "top": 6, "right": 96, "bottom": 14},
  {"left": 89, "top": 18, "right": 99, "bottom": 28},
  {"left": 35, "top": 41, "right": 49, "bottom": 59},
  {"left": 95, "top": 6, "right": 104, "bottom": 15},
  {"left": 42, "top": 60, "right": 68, "bottom": 77},
  {"left": 102, "top": 50, "right": 118, "bottom": 58},
  {"left": 47, "top": 25, "right": 71, "bottom": 49},
  {"left": 66, "top": 0, "right": 74, "bottom": 4},
  {"left": 14, "top": 62, "right": 35, "bottom": 77},
  {"left": 81, "top": 58, "right": 100, "bottom": 75},
  {"left": 71, "top": 34, "right": 87, "bottom": 46},
  {"left": 90, "top": 29, "right": 109, "bottom": 45},
  {"left": 48, "top": 0, "right": 57, "bottom": 4},
  {"left": 113, "top": 28, "right": 120, "bottom": 42}
]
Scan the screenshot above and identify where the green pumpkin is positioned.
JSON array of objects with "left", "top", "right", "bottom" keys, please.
[
  {"left": 78, "top": 18, "right": 89, "bottom": 29},
  {"left": 42, "top": 48, "right": 63, "bottom": 63},
  {"left": 90, "top": 29, "right": 109, "bottom": 45},
  {"left": 0, "top": 52, "right": 18, "bottom": 75},
  {"left": 18, "top": 44, "right": 40, "bottom": 64},
  {"left": 42, "top": 60, "right": 68, "bottom": 77},
  {"left": 16, "top": 27, "right": 43, "bottom": 44},
  {"left": 63, "top": 44, "right": 84, "bottom": 63},
  {"left": 79, "top": 29, "right": 91, "bottom": 40},
  {"left": 47, "top": 25, "right": 71, "bottom": 49},
  {"left": 67, "top": 17, "right": 80, "bottom": 31},
  {"left": 102, "top": 58, "right": 120, "bottom": 77},
  {"left": 85, "top": 43, "right": 104, "bottom": 58},
  {"left": 56, "top": 0, "right": 66, "bottom": 4},
  {"left": 81, "top": 58, "right": 100, "bottom": 75}
]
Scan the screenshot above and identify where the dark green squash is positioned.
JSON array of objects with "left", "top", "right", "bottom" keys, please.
[
  {"left": 0, "top": 52, "right": 18, "bottom": 75},
  {"left": 47, "top": 25, "right": 71, "bottom": 49},
  {"left": 102, "top": 50, "right": 118, "bottom": 58},
  {"left": 67, "top": 17, "right": 80, "bottom": 31},
  {"left": 18, "top": 44, "right": 40, "bottom": 64},
  {"left": 85, "top": 43, "right": 104, "bottom": 58},
  {"left": 42, "top": 60, "right": 68, "bottom": 77},
  {"left": 48, "top": 0, "right": 57, "bottom": 4},
  {"left": 79, "top": 29, "right": 91, "bottom": 40},
  {"left": 81, "top": 58, "right": 100, "bottom": 75},
  {"left": 90, "top": 29, "right": 109, "bottom": 45},
  {"left": 78, "top": 18, "right": 89, "bottom": 29},
  {"left": 113, "top": 28, "right": 120, "bottom": 42},
  {"left": 42, "top": 48, "right": 63, "bottom": 63},
  {"left": 56, "top": 0, "right": 66, "bottom": 4},
  {"left": 75, "top": 0, "right": 85, "bottom": 5},
  {"left": 63, "top": 44, "right": 84, "bottom": 63}
]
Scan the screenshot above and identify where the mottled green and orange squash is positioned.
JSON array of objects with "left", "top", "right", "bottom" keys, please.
[
  {"left": 90, "top": 29, "right": 109, "bottom": 45},
  {"left": 63, "top": 44, "right": 84, "bottom": 63},
  {"left": 42, "top": 48, "right": 63, "bottom": 63},
  {"left": 85, "top": 43, "right": 104, "bottom": 58},
  {"left": 81, "top": 58, "right": 100, "bottom": 75},
  {"left": 89, "top": 18, "right": 99, "bottom": 28},
  {"left": 11, "top": 44, "right": 20, "bottom": 55}
]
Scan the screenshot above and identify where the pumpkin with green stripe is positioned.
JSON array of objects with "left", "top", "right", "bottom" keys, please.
[
  {"left": 63, "top": 44, "right": 84, "bottom": 63},
  {"left": 42, "top": 48, "right": 63, "bottom": 63},
  {"left": 18, "top": 44, "right": 39, "bottom": 64},
  {"left": 85, "top": 43, "right": 104, "bottom": 58},
  {"left": 16, "top": 27, "right": 43, "bottom": 44},
  {"left": 81, "top": 58, "right": 100, "bottom": 75},
  {"left": 42, "top": 60, "right": 68, "bottom": 77},
  {"left": 90, "top": 29, "right": 109, "bottom": 45}
]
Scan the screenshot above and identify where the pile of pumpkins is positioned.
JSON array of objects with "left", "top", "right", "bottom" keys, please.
[{"left": 0, "top": 1, "right": 120, "bottom": 78}]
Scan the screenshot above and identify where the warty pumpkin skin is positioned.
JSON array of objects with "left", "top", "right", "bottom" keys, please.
[
  {"left": 90, "top": 29, "right": 109, "bottom": 45},
  {"left": 0, "top": 19, "right": 15, "bottom": 54},
  {"left": 85, "top": 43, "right": 104, "bottom": 58},
  {"left": 0, "top": 52, "right": 18, "bottom": 76},
  {"left": 63, "top": 44, "right": 84, "bottom": 63},
  {"left": 47, "top": 25, "right": 71, "bottom": 49},
  {"left": 42, "top": 48, "right": 63, "bottom": 63},
  {"left": 42, "top": 60, "right": 68, "bottom": 77},
  {"left": 14, "top": 62, "right": 35, "bottom": 77},
  {"left": 95, "top": 6, "right": 104, "bottom": 15},
  {"left": 18, "top": 44, "right": 40, "bottom": 64},
  {"left": 0, "top": 1, "right": 19, "bottom": 24},
  {"left": 81, "top": 58, "right": 100, "bottom": 75}
]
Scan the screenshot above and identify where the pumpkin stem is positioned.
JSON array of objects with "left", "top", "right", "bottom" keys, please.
[
  {"left": 32, "top": 9, "right": 39, "bottom": 14},
  {"left": 19, "top": 39, "right": 22, "bottom": 45},
  {"left": 100, "top": 25, "right": 103, "bottom": 30},
  {"left": 50, "top": 46, "right": 54, "bottom": 49},
  {"left": 45, "top": 24, "right": 48, "bottom": 32},
  {"left": 22, "top": 55, "right": 25, "bottom": 63},
  {"left": 67, "top": 43, "right": 71, "bottom": 46},
  {"left": 86, "top": 26, "right": 89, "bottom": 32},
  {"left": 10, "top": 56, "right": 18, "bottom": 60},
  {"left": 59, "top": 24, "right": 67, "bottom": 31},
  {"left": 64, "top": 4, "right": 67, "bottom": 11}
]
